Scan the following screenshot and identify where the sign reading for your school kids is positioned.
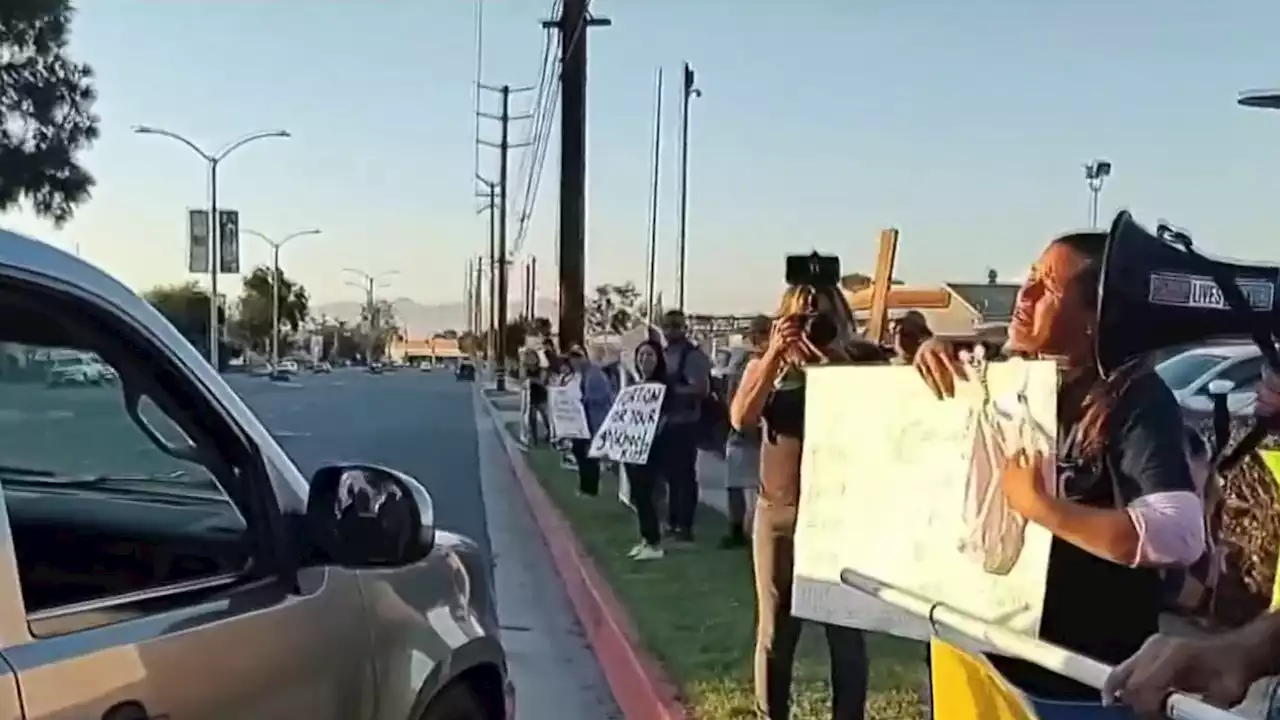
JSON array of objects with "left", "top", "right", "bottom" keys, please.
[{"left": 588, "top": 382, "right": 666, "bottom": 465}]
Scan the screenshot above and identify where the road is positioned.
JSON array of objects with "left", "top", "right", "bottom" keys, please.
[{"left": 0, "top": 367, "right": 619, "bottom": 718}]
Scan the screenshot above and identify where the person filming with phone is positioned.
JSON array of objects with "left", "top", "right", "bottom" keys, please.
[{"left": 730, "top": 253, "right": 884, "bottom": 720}]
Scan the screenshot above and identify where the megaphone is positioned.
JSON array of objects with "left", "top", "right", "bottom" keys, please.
[{"left": 1097, "top": 210, "right": 1280, "bottom": 468}]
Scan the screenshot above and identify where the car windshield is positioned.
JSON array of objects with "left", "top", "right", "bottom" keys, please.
[
  {"left": 1156, "top": 352, "right": 1228, "bottom": 391},
  {"left": 0, "top": 343, "right": 217, "bottom": 484}
]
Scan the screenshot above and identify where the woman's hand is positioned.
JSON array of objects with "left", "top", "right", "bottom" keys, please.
[
  {"left": 1256, "top": 365, "right": 1280, "bottom": 419},
  {"left": 1102, "top": 633, "right": 1256, "bottom": 717},
  {"left": 765, "top": 315, "right": 804, "bottom": 361},
  {"left": 1001, "top": 450, "right": 1048, "bottom": 520},
  {"left": 912, "top": 337, "right": 966, "bottom": 399}
]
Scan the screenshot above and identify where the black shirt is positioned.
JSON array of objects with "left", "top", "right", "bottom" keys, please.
[{"left": 991, "top": 368, "right": 1197, "bottom": 699}]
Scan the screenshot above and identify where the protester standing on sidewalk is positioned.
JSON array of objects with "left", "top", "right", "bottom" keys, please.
[
  {"left": 624, "top": 340, "right": 672, "bottom": 560},
  {"left": 524, "top": 347, "right": 551, "bottom": 445},
  {"left": 720, "top": 314, "right": 772, "bottom": 549},
  {"left": 564, "top": 345, "right": 613, "bottom": 497},
  {"left": 730, "top": 284, "right": 878, "bottom": 720},
  {"left": 661, "top": 309, "right": 712, "bottom": 544},
  {"left": 915, "top": 232, "right": 1205, "bottom": 718}
]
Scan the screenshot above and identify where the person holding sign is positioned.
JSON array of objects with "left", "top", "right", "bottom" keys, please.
[
  {"left": 914, "top": 232, "right": 1206, "bottom": 715},
  {"left": 564, "top": 345, "right": 615, "bottom": 497},
  {"left": 730, "top": 276, "right": 884, "bottom": 720},
  {"left": 624, "top": 340, "right": 673, "bottom": 560}
]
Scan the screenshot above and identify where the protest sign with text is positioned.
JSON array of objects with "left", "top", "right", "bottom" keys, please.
[
  {"left": 588, "top": 382, "right": 666, "bottom": 464},
  {"left": 549, "top": 382, "right": 591, "bottom": 440}
]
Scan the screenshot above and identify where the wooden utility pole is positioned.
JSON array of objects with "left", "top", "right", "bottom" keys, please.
[
  {"left": 478, "top": 83, "right": 532, "bottom": 391},
  {"left": 527, "top": 255, "right": 537, "bottom": 319},
  {"left": 473, "top": 257, "right": 484, "bottom": 350},
  {"left": 475, "top": 179, "right": 498, "bottom": 362},
  {"left": 543, "top": 0, "right": 610, "bottom": 350}
]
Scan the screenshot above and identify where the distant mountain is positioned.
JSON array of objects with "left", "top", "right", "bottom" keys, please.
[{"left": 312, "top": 296, "right": 558, "bottom": 338}]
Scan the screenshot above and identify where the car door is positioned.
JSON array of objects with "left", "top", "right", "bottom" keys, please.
[{"left": 0, "top": 268, "right": 374, "bottom": 720}]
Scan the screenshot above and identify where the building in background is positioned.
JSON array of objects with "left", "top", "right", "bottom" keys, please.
[
  {"left": 385, "top": 335, "right": 465, "bottom": 364},
  {"left": 846, "top": 282, "right": 1019, "bottom": 338}
]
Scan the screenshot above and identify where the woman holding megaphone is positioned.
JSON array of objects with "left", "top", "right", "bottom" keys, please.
[{"left": 914, "top": 232, "right": 1207, "bottom": 714}]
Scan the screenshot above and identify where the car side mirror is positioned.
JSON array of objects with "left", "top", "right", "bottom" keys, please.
[
  {"left": 1208, "top": 379, "right": 1235, "bottom": 396},
  {"left": 305, "top": 463, "right": 435, "bottom": 568}
]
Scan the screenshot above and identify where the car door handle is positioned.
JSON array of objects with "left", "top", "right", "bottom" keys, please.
[{"left": 102, "top": 700, "right": 168, "bottom": 720}]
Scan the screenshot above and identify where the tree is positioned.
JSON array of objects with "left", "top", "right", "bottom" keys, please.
[
  {"left": 237, "top": 264, "right": 310, "bottom": 354},
  {"left": 143, "top": 281, "right": 231, "bottom": 361},
  {"left": 586, "top": 282, "right": 642, "bottom": 335},
  {"left": 503, "top": 321, "right": 527, "bottom": 361},
  {"left": 1, "top": 0, "right": 100, "bottom": 225},
  {"left": 457, "top": 331, "right": 480, "bottom": 356}
]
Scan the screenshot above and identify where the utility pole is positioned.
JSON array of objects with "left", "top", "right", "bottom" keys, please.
[
  {"left": 543, "top": 0, "right": 610, "bottom": 351},
  {"left": 473, "top": 257, "right": 485, "bottom": 350},
  {"left": 676, "top": 62, "right": 701, "bottom": 311},
  {"left": 527, "top": 255, "right": 537, "bottom": 320},
  {"left": 476, "top": 179, "right": 498, "bottom": 363},
  {"left": 464, "top": 258, "right": 474, "bottom": 337},
  {"left": 478, "top": 83, "right": 533, "bottom": 391}
]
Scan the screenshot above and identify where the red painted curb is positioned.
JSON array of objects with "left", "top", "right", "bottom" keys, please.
[{"left": 483, "top": 396, "right": 689, "bottom": 720}]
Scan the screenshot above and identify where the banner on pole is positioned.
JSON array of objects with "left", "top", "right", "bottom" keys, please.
[
  {"left": 218, "top": 209, "right": 240, "bottom": 274},
  {"left": 588, "top": 382, "right": 665, "bottom": 464},
  {"left": 187, "top": 209, "right": 210, "bottom": 274}
]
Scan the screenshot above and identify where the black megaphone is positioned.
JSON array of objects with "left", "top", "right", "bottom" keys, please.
[{"left": 1097, "top": 210, "right": 1280, "bottom": 468}]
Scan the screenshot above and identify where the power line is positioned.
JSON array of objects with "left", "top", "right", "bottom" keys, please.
[{"left": 471, "top": 0, "right": 486, "bottom": 188}]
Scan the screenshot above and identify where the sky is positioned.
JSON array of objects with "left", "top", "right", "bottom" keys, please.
[{"left": 6, "top": 0, "right": 1280, "bottom": 317}]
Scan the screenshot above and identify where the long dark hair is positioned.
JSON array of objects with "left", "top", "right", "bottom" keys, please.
[
  {"left": 634, "top": 339, "right": 668, "bottom": 382},
  {"left": 1054, "top": 231, "right": 1145, "bottom": 459}
]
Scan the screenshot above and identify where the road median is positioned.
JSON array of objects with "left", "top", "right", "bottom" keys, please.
[{"left": 487, "top": 404, "right": 925, "bottom": 719}]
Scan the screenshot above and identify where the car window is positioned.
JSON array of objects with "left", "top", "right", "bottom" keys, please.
[
  {"left": 1211, "top": 355, "right": 1265, "bottom": 389},
  {"left": 0, "top": 338, "right": 248, "bottom": 622},
  {"left": 1156, "top": 353, "right": 1227, "bottom": 391}
]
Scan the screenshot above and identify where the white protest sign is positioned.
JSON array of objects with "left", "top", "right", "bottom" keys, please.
[
  {"left": 792, "top": 359, "right": 1057, "bottom": 647},
  {"left": 549, "top": 381, "right": 591, "bottom": 440},
  {"left": 588, "top": 382, "right": 666, "bottom": 465}
]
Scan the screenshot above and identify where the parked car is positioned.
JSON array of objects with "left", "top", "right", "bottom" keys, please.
[
  {"left": 312, "top": 361, "right": 332, "bottom": 374},
  {"left": 368, "top": 361, "right": 385, "bottom": 374},
  {"left": 420, "top": 362, "right": 434, "bottom": 372},
  {"left": 1155, "top": 343, "right": 1262, "bottom": 413},
  {"left": 45, "top": 353, "right": 104, "bottom": 387},
  {"left": 277, "top": 359, "right": 300, "bottom": 375},
  {"left": 0, "top": 228, "right": 514, "bottom": 719}
]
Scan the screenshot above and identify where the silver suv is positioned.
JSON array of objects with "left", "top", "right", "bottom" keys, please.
[{"left": 0, "top": 228, "right": 513, "bottom": 720}]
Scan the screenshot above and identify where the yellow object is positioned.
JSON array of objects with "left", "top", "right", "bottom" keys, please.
[
  {"left": 1259, "top": 449, "right": 1280, "bottom": 611},
  {"left": 930, "top": 638, "right": 1039, "bottom": 720}
]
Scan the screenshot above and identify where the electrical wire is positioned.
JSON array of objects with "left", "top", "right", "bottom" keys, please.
[
  {"left": 511, "top": 0, "right": 593, "bottom": 254},
  {"left": 471, "top": 0, "right": 485, "bottom": 189}
]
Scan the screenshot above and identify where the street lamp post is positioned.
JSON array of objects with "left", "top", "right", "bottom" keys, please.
[
  {"left": 132, "top": 125, "right": 291, "bottom": 368},
  {"left": 343, "top": 268, "right": 398, "bottom": 362},
  {"left": 244, "top": 229, "right": 322, "bottom": 367},
  {"left": 675, "top": 62, "right": 702, "bottom": 312},
  {"left": 1083, "top": 159, "right": 1112, "bottom": 229}
]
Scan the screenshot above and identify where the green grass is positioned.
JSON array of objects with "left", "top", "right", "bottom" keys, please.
[{"left": 508, "top": 422, "right": 927, "bottom": 719}]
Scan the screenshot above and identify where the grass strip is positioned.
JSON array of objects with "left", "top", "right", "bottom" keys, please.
[{"left": 509, "top": 423, "right": 926, "bottom": 719}]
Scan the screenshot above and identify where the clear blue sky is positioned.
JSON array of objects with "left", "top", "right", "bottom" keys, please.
[{"left": 5, "top": 0, "right": 1280, "bottom": 315}]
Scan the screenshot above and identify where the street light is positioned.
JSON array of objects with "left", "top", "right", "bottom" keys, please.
[
  {"left": 1083, "top": 159, "right": 1112, "bottom": 229},
  {"left": 343, "top": 268, "right": 398, "bottom": 361},
  {"left": 243, "top": 228, "right": 322, "bottom": 367},
  {"left": 133, "top": 125, "right": 292, "bottom": 368}
]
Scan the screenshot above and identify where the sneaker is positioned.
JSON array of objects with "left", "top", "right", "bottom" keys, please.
[
  {"left": 634, "top": 545, "right": 664, "bottom": 561},
  {"left": 627, "top": 543, "right": 646, "bottom": 558},
  {"left": 669, "top": 531, "right": 695, "bottom": 547}
]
